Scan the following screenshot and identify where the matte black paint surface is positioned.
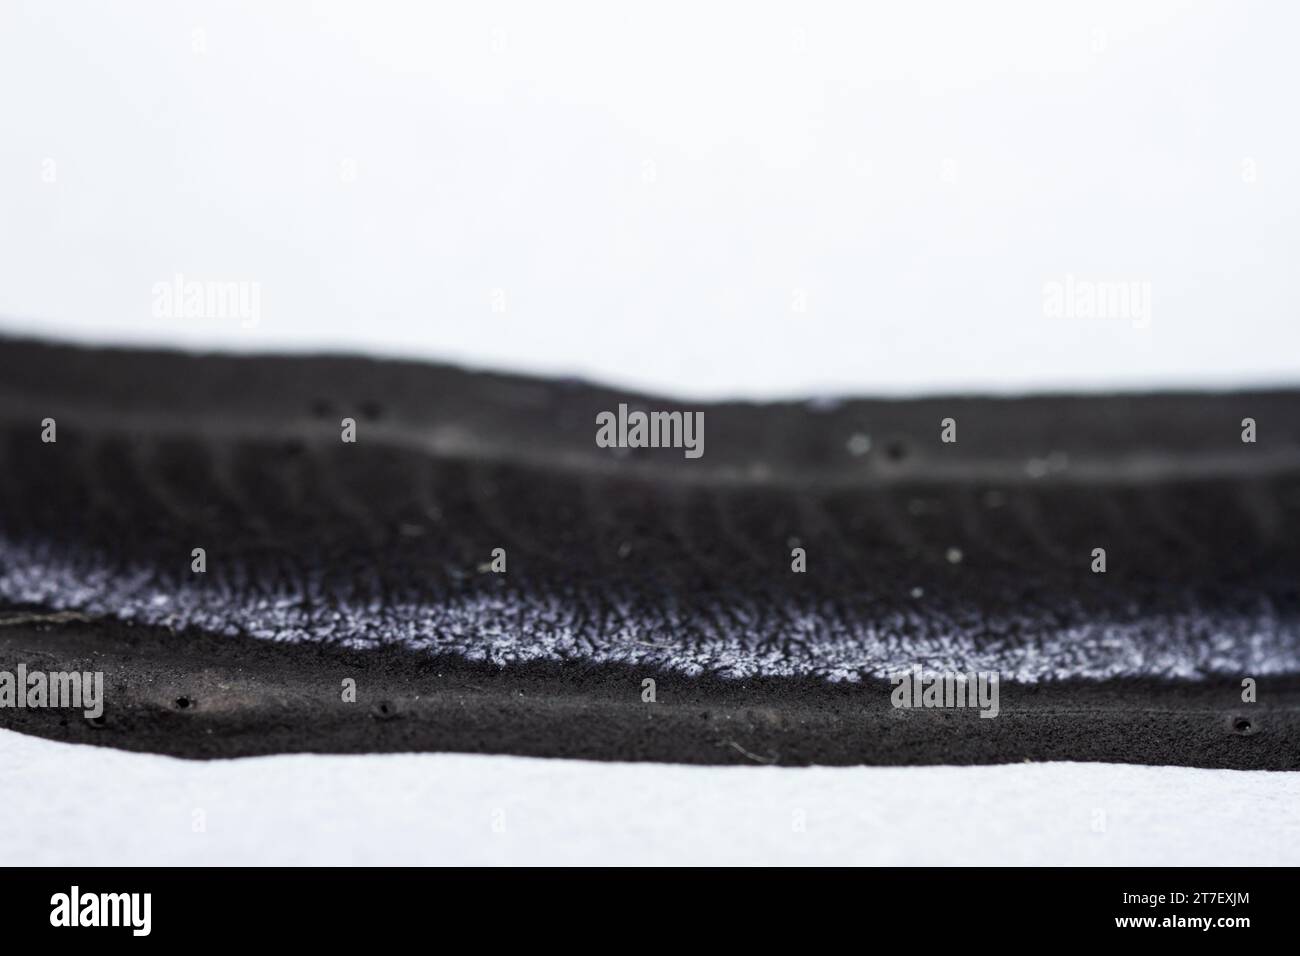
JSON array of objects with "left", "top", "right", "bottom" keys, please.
[
  {"left": 0, "top": 337, "right": 1298, "bottom": 765},
  {"left": 1, "top": 613, "right": 1294, "bottom": 768}
]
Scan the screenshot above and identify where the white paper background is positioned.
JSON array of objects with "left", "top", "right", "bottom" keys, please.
[
  {"left": 4, "top": 730, "right": 1298, "bottom": 866},
  {"left": 2, "top": 0, "right": 1298, "bottom": 399}
]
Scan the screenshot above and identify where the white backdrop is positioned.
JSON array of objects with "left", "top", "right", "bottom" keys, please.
[{"left": 2, "top": 0, "right": 1298, "bottom": 398}]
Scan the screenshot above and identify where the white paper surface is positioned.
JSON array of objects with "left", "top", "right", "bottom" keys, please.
[{"left": 2, "top": 730, "right": 1296, "bottom": 866}]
